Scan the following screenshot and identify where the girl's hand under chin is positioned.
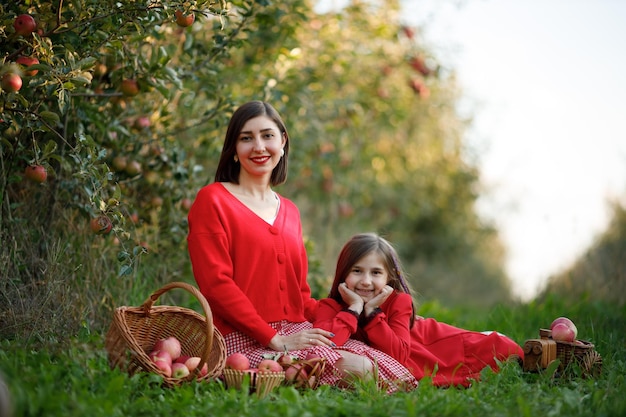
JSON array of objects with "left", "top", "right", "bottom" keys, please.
[
  {"left": 338, "top": 282, "right": 364, "bottom": 314},
  {"left": 363, "top": 285, "right": 393, "bottom": 316}
]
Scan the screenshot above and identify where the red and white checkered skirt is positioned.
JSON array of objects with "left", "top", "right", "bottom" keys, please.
[{"left": 224, "top": 320, "right": 419, "bottom": 393}]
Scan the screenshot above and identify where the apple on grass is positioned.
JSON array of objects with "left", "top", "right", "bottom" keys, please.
[
  {"left": 225, "top": 353, "right": 250, "bottom": 371},
  {"left": 153, "top": 337, "right": 182, "bottom": 361}
]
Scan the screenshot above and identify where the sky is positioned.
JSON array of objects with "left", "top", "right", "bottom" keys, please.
[
  {"left": 400, "top": 0, "right": 626, "bottom": 300},
  {"left": 318, "top": 0, "right": 626, "bottom": 300}
]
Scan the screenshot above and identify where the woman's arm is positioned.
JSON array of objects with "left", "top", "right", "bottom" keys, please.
[{"left": 313, "top": 298, "right": 358, "bottom": 346}]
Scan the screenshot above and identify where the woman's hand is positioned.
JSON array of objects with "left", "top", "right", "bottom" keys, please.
[
  {"left": 363, "top": 285, "right": 393, "bottom": 316},
  {"left": 267, "top": 328, "right": 336, "bottom": 352},
  {"left": 338, "top": 283, "right": 364, "bottom": 314}
]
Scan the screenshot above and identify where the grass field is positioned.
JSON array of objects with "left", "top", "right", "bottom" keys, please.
[{"left": 1, "top": 295, "right": 624, "bottom": 417}]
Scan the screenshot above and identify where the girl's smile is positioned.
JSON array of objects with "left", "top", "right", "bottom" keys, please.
[{"left": 344, "top": 251, "right": 389, "bottom": 303}]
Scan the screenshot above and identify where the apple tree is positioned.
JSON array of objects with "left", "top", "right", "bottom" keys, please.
[{"left": 0, "top": 0, "right": 287, "bottom": 341}]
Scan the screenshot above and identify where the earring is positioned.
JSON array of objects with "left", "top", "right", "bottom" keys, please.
[
  {"left": 280, "top": 149, "right": 285, "bottom": 157},
  {"left": 234, "top": 155, "right": 239, "bottom": 163}
]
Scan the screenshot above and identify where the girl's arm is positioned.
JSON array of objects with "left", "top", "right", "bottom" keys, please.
[
  {"left": 313, "top": 298, "right": 358, "bottom": 346},
  {"left": 361, "top": 292, "right": 413, "bottom": 365}
]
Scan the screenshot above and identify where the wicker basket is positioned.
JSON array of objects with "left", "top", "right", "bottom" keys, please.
[
  {"left": 104, "top": 281, "right": 227, "bottom": 387},
  {"left": 283, "top": 357, "right": 327, "bottom": 389},
  {"left": 556, "top": 338, "right": 602, "bottom": 377},
  {"left": 523, "top": 328, "right": 602, "bottom": 377},
  {"left": 223, "top": 369, "right": 285, "bottom": 398}
]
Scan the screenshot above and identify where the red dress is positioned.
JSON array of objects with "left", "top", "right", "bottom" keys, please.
[{"left": 315, "top": 291, "right": 524, "bottom": 387}]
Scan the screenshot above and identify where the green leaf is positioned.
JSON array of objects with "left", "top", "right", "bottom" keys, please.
[
  {"left": 40, "top": 109, "right": 60, "bottom": 125},
  {"left": 118, "top": 264, "right": 133, "bottom": 276}
]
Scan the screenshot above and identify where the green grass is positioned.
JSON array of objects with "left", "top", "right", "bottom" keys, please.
[{"left": 1, "top": 296, "right": 625, "bottom": 417}]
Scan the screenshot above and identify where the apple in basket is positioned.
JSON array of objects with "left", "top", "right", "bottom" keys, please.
[
  {"left": 175, "top": 355, "right": 191, "bottom": 364},
  {"left": 550, "top": 317, "right": 578, "bottom": 342},
  {"left": 277, "top": 353, "right": 295, "bottom": 368},
  {"left": 184, "top": 357, "right": 209, "bottom": 377},
  {"left": 225, "top": 353, "right": 250, "bottom": 370},
  {"left": 172, "top": 362, "right": 191, "bottom": 379},
  {"left": 153, "top": 336, "right": 182, "bottom": 360},
  {"left": 285, "top": 363, "right": 308, "bottom": 383},
  {"left": 258, "top": 359, "right": 282, "bottom": 373},
  {"left": 149, "top": 350, "right": 173, "bottom": 377}
]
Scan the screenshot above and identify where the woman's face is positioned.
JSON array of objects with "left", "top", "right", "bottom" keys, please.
[
  {"left": 235, "top": 115, "right": 285, "bottom": 181},
  {"left": 344, "top": 251, "right": 389, "bottom": 303}
]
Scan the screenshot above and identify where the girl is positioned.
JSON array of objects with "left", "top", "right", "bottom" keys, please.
[
  {"left": 315, "top": 232, "right": 524, "bottom": 387},
  {"left": 187, "top": 102, "right": 417, "bottom": 392}
]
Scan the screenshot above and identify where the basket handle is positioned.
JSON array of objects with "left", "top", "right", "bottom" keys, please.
[{"left": 141, "top": 281, "right": 215, "bottom": 380}]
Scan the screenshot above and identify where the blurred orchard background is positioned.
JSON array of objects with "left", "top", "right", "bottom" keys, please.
[{"left": 1, "top": 0, "right": 624, "bottom": 346}]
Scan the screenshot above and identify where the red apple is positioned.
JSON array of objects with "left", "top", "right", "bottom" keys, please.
[
  {"left": 174, "top": 355, "right": 191, "bottom": 364},
  {"left": 225, "top": 353, "right": 250, "bottom": 370},
  {"left": 277, "top": 353, "right": 294, "bottom": 368},
  {"left": 551, "top": 323, "right": 576, "bottom": 342},
  {"left": 16, "top": 56, "right": 39, "bottom": 76},
  {"left": 184, "top": 357, "right": 208, "bottom": 377},
  {"left": 149, "top": 349, "right": 173, "bottom": 366},
  {"left": 153, "top": 358, "right": 172, "bottom": 377},
  {"left": 13, "top": 14, "right": 37, "bottom": 37},
  {"left": 171, "top": 362, "right": 190, "bottom": 378},
  {"left": 90, "top": 215, "right": 113, "bottom": 235},
  {"left": 257, "top": 359, "right": 282, "bottom": 373},
  {"left": 2, "top": 73, "right": 22, "bottom": 93},
  {"left": 550, "top": 316, "right": 578, "bottom": 339},
  {"left": 120, "top": 79, "right": 139, "bottom": 96},
  {"left": 175, "top": 10, "right": 195, "bottom": 27},
  {"left": 153, "top": 337, "right": 182, "bottom": 360},
  {"left": 24, "top": 165, "right": 47, "bottom": 183}
]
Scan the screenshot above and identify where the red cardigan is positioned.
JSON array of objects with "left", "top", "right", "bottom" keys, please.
[
  {"left": 315, "top": 291, "right": 414, "bottom": 366},
  {"left": 187, "top": 182, "right": 318, "bottom": 346}
]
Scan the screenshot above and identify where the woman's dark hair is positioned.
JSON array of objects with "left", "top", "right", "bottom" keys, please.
[
  {"left": 214, "top": 101, "right": 289, "bottom": 186},
  {"left": 329, "top": 233, "right": 417, "bottom": 328}
]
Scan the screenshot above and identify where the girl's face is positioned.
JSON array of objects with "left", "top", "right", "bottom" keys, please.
[
  {"left": 344, "top": 251, "right": 390, "bottom": 303},
  {"left": 235, "top": 115, "right": 285, "bottom": 181}
]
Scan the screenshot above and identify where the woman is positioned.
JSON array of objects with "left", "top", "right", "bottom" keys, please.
[
  {"left": 315, "top": 233, "right": 524, "bottom": 388},
  {"left": 187, "top": 101, "right": 418, "bottom": 392}
]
